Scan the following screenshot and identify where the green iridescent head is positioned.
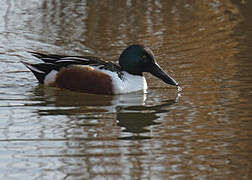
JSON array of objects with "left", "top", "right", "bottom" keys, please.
[{"left": 119, "top": 45, "right": 178, "bottom": 86}]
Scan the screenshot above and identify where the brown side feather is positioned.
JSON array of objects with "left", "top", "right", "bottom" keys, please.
[{"left": 55, "top": 65, "right": 113, "bottom": 95}]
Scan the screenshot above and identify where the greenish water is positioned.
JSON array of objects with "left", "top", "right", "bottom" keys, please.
[{"left": 0, "top": 0, "right": 251, "bottom": 179}]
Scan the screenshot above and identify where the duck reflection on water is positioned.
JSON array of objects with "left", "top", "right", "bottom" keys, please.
[
  {"left": 27, "top": 86, "right": 179, "bottom": 139},
  {"left": 116, "top": 99, "right": 176, "bottom": 140}
]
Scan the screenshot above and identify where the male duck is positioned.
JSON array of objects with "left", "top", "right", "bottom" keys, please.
[{"left": 22, "top": 45, "right": 178, "bottom": 95}]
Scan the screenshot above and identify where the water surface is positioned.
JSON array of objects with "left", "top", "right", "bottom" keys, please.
[{"left": 0, "top": 0, "right": 251, "bottom": 179}]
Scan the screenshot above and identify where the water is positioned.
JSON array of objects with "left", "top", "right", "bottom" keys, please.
[{"left": 0, "top": 0, "right": 252, "bottom": 179}]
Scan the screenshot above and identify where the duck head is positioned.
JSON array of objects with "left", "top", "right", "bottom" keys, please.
[{"left": 119, "top": 45, "right": 178, "bottom": 86}]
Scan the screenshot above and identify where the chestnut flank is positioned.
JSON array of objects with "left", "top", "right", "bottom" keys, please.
[{"left": 55, "top": 66, "right": 113, "bottom": 95}]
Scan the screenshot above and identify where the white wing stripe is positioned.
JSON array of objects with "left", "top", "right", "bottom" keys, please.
[
  {"left": 56, "top": 60, "right": 81, "bottom": 63},
  {"left": 26, "top": 64, "right": 45, "bottom": 74},
  {"left": 60, "top": 57, "right": 89, "bottom": 61},
  {"left": 41, "top": 58, "right": 56, "bottom": 61}
]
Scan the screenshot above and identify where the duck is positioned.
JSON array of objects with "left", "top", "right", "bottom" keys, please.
[{"left": 22, "top": 45, "right": 178, "bottom": 95}]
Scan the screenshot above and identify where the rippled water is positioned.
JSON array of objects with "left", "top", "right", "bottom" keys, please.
[{"left": 0, "top": 0, "right": 251, "bottom": 179}]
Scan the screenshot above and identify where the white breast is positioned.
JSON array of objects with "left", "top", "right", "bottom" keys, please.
[{"left": 93, "top": 67, "right": 147, "bottom": 94}]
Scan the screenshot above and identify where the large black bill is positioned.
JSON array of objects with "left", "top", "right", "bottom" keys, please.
[{"left": 150, "top": 63, "right": 178, "bottom": 86}]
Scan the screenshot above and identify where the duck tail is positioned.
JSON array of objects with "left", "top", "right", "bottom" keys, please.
[{"left": 21, "top": 61, "right": 47, "bottom": 83}]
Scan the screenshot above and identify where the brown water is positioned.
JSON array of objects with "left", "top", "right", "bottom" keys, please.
[{"left": 0, "top": 0, "right": 251, "bottom": 179}]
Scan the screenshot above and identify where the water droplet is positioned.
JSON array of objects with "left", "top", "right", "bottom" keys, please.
[
  {"left": 175, "top": 93, "right": 182, "bottom": 102},
  {"left": 177, "top": 86, "right": 182, "bottom": 92}
]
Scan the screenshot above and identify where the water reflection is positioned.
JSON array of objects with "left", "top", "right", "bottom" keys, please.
[
  {"left": 29, "top": 86, "right": 148, "bottom": 113},
  {"left": 27, "top": 86, "right": 177, "bottom": 140},
  {"left": 117, "top": 100, "right": 176, "bottom": 140}
]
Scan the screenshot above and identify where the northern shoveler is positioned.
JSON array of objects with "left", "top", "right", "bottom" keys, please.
[{"left": 22, "top": 45, "right": 178, "bottom": 95}]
